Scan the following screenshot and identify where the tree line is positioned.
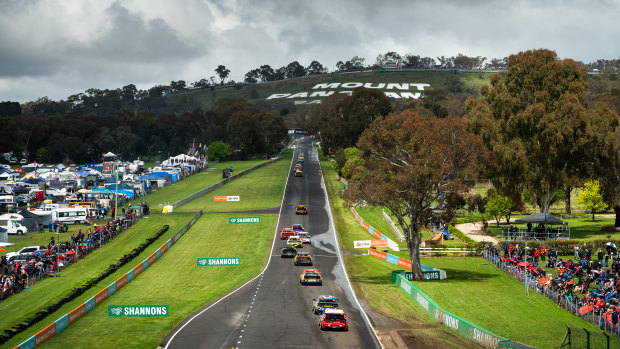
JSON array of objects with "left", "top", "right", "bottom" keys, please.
[
  {"left": 0, "top": 98, "right": 288, "bottom": 164},
  {"left": 308, "top": 49, "right": 620, "bottom": 280}
]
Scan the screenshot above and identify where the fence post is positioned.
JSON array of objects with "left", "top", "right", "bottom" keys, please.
[
  {"left": 584, "top": 328, "right": 590, "bottom": 349},
  {"left": 603, "top": 332, "right": 610, "bottom": 349}
]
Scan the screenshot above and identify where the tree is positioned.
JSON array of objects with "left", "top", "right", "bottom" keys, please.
[
  {"left": 284, "top": 61, "right": 306, "bottom": 79},
  {"left": 192, "top": 78, "right": 211, "bottom": 89},
  {"left": 215, "top": 65, "right": 231, "bottom": 85},
  {"left": 0, "top": 101, "right": 21, "bottom": 116},
  {"left": 344, "top": 111, "right": 489, "bottom": 280},
  {"left": 465, "top": 49, "right": 617, "bottom": 213},
  {"left": 170, "top": 80, "right": 187, "bottom": 92},
  {"left": 207, "top": 141, "right": 232, "bottom": 161},
  {"left": 307, "top": 61, "right": 326, "bottom": 75},
  {"left": 578, "top": 180, "right": 608, "bottom": 221},
  {"left": 259, "top": 65, "right": 275, "bottom": 82},
  {"left": 486, "top": 194, "right": 513, "bottom": 227},
  {"left": 244, "top": 69, "right": 261, "bottom": 84}
]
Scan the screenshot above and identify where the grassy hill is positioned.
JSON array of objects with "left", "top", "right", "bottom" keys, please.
[{"left": 167, "top": 70, "right": 493, "bottom": 115}]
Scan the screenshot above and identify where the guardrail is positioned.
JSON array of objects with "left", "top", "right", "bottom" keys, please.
[
  {"left": 171, "top": 158, "right": 282, "bottom": 209},
  {"left": 13, "top": 211, "right": 203, "bottom": 349}
]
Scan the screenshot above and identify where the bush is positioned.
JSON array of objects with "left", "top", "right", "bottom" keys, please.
[
  {"left": 454, "top": 214, "right": 494, "bottom": 224},
  {"left": 447, "top": 225, "right": 477, "bottom": 247}
]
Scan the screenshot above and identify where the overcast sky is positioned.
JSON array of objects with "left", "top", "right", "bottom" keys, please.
[{"left": 1, "top": 0, "right": 618, "bottom": 103}]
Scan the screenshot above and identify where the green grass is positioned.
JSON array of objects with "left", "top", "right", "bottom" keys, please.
[
  {"left": 415, "top": 257, "right": 618, "bottom": 349},
  {"left": 28, "top": 213, "right": 277, "bottom": 349},
  {"left": 0, "top": 214, "right": 191, "bottom": 338},
  {"left": 321, "top": 159, "right": 482, "bottom": 348},
  {"left": 320, "top": 157, "right": 616, "bottom": 349},
  {"left": 178, "top": 152, "right": 291, "bottom": 212},
  {"left": 127, "top": 159, "right": 269, "bottom": 210}
]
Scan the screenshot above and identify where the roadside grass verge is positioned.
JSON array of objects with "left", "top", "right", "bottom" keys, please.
[
  {"left": 1, "top": 214, "right": 191, "bottom": 347},
  {"left": 321, "top": 159, "right": 482, "bottom": 348},
  {"left": 127, "top": 159, "right": 268, "bottom": 209},
  {"left": 179, "top": 150, "right": 292, "bottom": 212},
  {"left": 31, "top": 213, "right": 277, "bottom": 349}
]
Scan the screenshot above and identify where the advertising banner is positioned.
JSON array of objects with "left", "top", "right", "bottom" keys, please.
[
  {"left": 108, "top": 305, "right": 169, "bottom": 317},
  {"left": 214, "top": 196, "right": 240, "bottom": 202},
  {"left": 229, "top": 217, "right": 260, "bottom": 223},
  {"left": 197, "top": 257, "right": 241, "bottom": 266},
  {"left": 354, "top": 240, "right": 371, "bottom": 248}
]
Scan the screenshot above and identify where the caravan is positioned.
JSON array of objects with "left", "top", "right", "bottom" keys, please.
[{"left": 52, "top": 207, "right": 89, "bottom": 225}]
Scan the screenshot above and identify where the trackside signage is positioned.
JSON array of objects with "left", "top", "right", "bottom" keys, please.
[
  {"left": 108, "top": 305, "right": 168, "bottom": 317},
  {"left": 214, "top": 195, "right": 240, "bottom": 201},
  {"left": 266, "top": 82, "right": 431, "bottom": 105},
  {"left": 404, "top": 271, "right": 442, "bottom": 281},
  {"left": 229, "top": 217, "right": 260, "bottom": 224},
  {"left": 197, "top": 257, "right": 241, "bottom": 266},
  {"left": 354, "top": 240, "right": 389, "bottom": 248}
]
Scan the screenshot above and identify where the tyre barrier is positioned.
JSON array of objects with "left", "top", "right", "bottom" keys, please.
[
  {"left": 7, "top": 211, "right": 202, "bottom": 348},
  {"left": 0, "top": 224, "right": 170, "bottom": 346}
]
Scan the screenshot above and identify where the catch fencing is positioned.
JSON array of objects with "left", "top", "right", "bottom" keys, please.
[{"left": 483, "top": 249, "right": 620, "bottom": 345}]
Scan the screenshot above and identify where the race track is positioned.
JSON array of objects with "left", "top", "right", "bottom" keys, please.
[{"left": 162, "top": 138, "right": 380, "bottom": 349}]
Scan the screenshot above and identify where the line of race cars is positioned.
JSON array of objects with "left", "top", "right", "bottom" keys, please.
[{"left": 279, "top": 201, "right": 348, "bottom": 330}]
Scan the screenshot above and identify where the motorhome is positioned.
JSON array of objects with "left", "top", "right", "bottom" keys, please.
[
  {"left": 52, "top": 207, "right": 89, "bottom": 225},
  {"left": 0, "top": 219, "right": 28, "bottom": 235}
]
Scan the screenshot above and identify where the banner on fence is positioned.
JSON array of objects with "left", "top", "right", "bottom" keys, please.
[
  {"left": 214, "top": 196, "right": 240, "bottom": 202},
  {"left": 368, "top": 249, "right": 447, "bottom": 280},
  {"left": 354, "top": 240, "right": 389, "bottom": 248},
  {"left": 393, "top": 271, "right": 506, "bottom": 348}
]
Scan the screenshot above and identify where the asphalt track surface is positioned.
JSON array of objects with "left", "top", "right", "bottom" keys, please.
[{"left": 162, "top": 139, "right": 380, "bottom": 349}]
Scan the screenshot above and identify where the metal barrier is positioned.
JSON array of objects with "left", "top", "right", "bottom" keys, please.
[
  {"left": 561, "top": 327, "right": 611, "bottom": 349},
  {"left": 382, "top": 209, "right": 404, "bottom": 243}
]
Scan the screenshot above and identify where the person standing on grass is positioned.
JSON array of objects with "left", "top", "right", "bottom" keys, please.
[
  {"left": 541, "top": 246, "right": 546, "bottom": 262},
  {"left": 574, "top": 245, "right": 580, "bottom": 260},
  {"left": 598, "top": 249, "right": 605, "bottom": 263}
]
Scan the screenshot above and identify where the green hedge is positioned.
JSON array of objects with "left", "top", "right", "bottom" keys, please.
[
  {"left": 454, "top": 214, "right": 494, "bottom": 224},
  {"left": 448, "top": 225, "right": 477, "bottom": 247}
]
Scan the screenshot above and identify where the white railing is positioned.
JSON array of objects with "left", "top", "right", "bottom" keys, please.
[{"left": 383, "top": 209, "right": 404, "bottom": 242}]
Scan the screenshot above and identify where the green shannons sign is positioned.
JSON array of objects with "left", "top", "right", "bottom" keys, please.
[
  {"left": 404, "top": 271, "right": 441, "bottom": 281},
  {"left": 197, "top": 257, "right": 241, "bottom": 266},
  {"left": 108, "top": 305, "right": 168, "bottom": 317},
  {"left": 229, "top": 217, "right": 260, "bottom": 224}
]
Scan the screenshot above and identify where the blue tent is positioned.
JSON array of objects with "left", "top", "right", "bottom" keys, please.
[
  {"left": 104, "top": 183, "right": 133, "bottom": 191},
  {"left": 116, "top": 189, "right": 135, "bottom": 199},
  {"left": 139, "top": 174, "right": 165, "bottom": 181},
  {"left": 91, "top": 188, "right": 114, "bottom": 194}
]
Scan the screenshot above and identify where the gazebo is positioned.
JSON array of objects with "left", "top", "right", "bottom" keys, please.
[{"left": 514, "top": 213, "right": 569, "bottom": 240}]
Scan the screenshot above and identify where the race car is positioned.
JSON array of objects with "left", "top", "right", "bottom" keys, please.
[
  {"left": 296, "top": 205, "right": 308, "bottom": 215},
  {"left": 287, "top": 236, "right": 303, "bottom": 248},
  {"left": 296, "top": 231, "right": 311, "bottom": 244},
  {"left": 312, "top": 295, "right": 339, "bottom": 314},
  {"left": 300, "top": 268, "right": 322, "bottom": 285},
  {"left": 281, "top": 246, "right": 297, "bottom": 258},
  {"left": 319, "top": 309, "right": 348, "bottom": 331},
  {"left": 294, "top": 252, "right": 313, "bottom": 266},
  {"left": 280, "top": 227, "right": 295, "bottom": 240},
  {"left": 294, "top": 169, "right": 303, "bottom": 177},
  {"left": 291, "top": 224, "right": 305, "bottom": 233}
]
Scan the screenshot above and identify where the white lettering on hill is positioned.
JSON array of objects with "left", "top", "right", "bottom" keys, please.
[{"left": 265, "top": 82, "right": 430, "bottom": 103}]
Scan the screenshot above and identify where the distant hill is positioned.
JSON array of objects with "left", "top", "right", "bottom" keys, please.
[{"left": 167, "top": 70, "right": 493, "bottom": 115}]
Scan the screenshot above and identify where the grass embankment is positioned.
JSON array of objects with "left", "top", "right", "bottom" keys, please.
[
  {"left": 320, "top": 158, "right": 481, "bottom": 348},
  {"left": 37, "top": 213, "right": 277, "bottom": 349},
  {"left": 5, "top": 151, "right": 291, "bottom": 348},
  {"left": 127, "top": 159, "right": 268, "bottom": 209},
  {"left": 1, "top": 214, "right": 191, "bottom": 347},
  {"left": 320, "top": 157, "right": 616, "bottom": 349},
  {"left": 178, "top": 151, "right": 292, "bottom": 212}
]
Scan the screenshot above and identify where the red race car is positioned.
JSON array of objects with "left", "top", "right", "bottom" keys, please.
[
  {"left": 319, "top": 309, "right": 348, "bottom": 331},
  {"left": 280, "top": 228, "right": 295, "bottom": 240}
]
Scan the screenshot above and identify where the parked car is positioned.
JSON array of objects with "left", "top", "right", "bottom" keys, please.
[
  {"left": 319, "top": 309, "right": 348, "bottom": 331},
  {"left": 5, "top": 245, "right": 47, "bottom": 259}
]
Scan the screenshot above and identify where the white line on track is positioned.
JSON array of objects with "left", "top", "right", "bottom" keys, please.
[{"left": 163, "top": 148, "right": 296, "bottom": 349}]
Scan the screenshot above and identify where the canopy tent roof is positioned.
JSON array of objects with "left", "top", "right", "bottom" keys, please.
[{"left": 515, "top": 213, "right": 567, "bottom": 225}]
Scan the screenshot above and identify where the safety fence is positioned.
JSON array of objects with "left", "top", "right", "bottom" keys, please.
[
  {"left": 350, "top": 206, "right": 399, "bottom": 251},
  {"left": 171, "top": 157, "right": 282, "bottom": 209},
  {"left": 382, "top": 209, "right": 404, "bottom": 243},
  {"left": 560, "top": 327, "right": 612, "bottom": 349},
  {"left": 13, "top": 210, "right": 203, "bottom": 349},
  {"left": 392, "top": 271, "right": 508, "bottom": 348},
  {"left": 369, "top": 248, "right": 447, "bottom": 280},
  {"left": 483, "top": 250, "right": 620, "bottom": 345}
]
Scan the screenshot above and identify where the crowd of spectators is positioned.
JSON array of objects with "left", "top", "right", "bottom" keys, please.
[
  {"left": 485, "top": 243, "right": 620, "bottom": 336},
  {"left": 1, "top": 206, "right": 144, "bottom": 302}
]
